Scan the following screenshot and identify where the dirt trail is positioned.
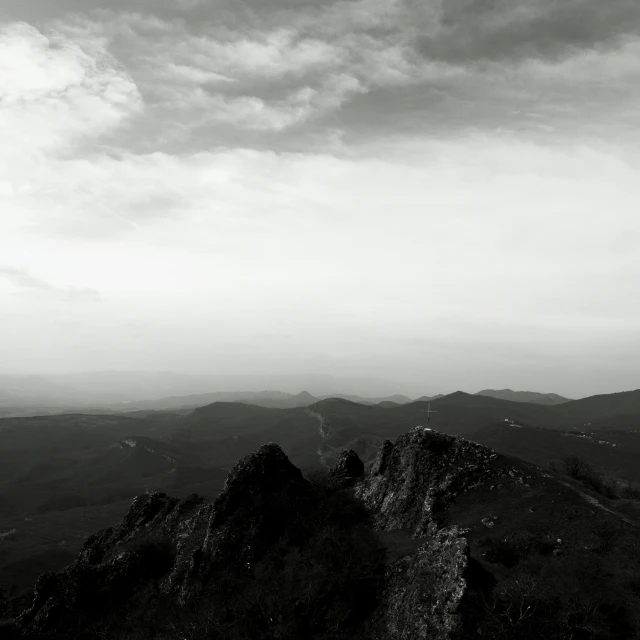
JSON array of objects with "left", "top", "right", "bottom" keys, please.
[
  {"left": 304, "top": 408, "right": 334, "bottom": 467},
  {"left": 305, "top": 408, "right": 329, "bottom": 439},
  {"left": 560, "top": 480, "right": 640, "bottom": 529}
]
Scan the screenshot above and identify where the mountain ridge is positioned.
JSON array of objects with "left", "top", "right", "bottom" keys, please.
[
  {"left": 5, "top": 428, "right": 640, "bottom": 639},
  {"left": 476, "top": 389, "right": 571, "bottom": 405}
]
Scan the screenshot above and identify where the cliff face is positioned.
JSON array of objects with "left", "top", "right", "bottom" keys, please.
[
  {"left": 356, "top": 429, "right": 499, "bottom": 535},
  {"left": 11, "top": 426, "right": 640, "bottom": 639},
  {"left": 354, "top": 429, "right": 502, "bottom": 639}
]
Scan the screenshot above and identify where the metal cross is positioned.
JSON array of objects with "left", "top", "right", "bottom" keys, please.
[{"left": 421, "top": 403, "right": 438, "bottom": 423}]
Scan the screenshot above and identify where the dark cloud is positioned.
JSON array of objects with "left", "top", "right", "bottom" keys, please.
[
  {"left": 8, "top": 0, "right": 640, "bottom": 152},
  {"left": 418, "top": 0, "right": 640, "bottom": 63}
]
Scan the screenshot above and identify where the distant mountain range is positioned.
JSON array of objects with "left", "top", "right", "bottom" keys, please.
[
  {"left": 0, "top": 371, "right": 579, "bottom": 418},
  {"left": 0, "top": 372, "right": 409, "bottom": 407},
  {"left": 475, "top": 389, "right": 571, "bottom": 405},
  {"left": 121, "top": 390, "right": 416, "bottom": 412}
]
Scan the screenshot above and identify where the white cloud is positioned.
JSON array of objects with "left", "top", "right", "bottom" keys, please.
[
  {"left": 0, "top": 21, "right": 142, "bottom": 166},
  {"left": 2, "top": 6, "right": 640, "bottom": 394}
]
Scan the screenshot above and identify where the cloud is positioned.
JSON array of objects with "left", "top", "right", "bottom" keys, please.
[
  {"left": 35, "top": 0, "right": 638, "bottom": 152},
  {"left": 1, "top": 129, "right": 638, "bottom": 394},
  {"left": 49, "top": 9, "right": 427, "bottom": 136},
  {"left": 0, "top": 21, "right": 142, "bottom": 166},
  {"left": 421, "top": 0, "right": 640, "bottom": 63},
  {"left": 0, "top": 265, "right": 101, "bottom": 302}
]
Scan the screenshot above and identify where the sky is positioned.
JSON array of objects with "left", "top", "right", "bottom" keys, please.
[{"left": 1, "top": 0, "right": 639, "bottom": 398}]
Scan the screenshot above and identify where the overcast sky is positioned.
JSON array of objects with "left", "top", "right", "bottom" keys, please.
[{"left": 1, "top": 0, "right": 639, "bottom": 398}]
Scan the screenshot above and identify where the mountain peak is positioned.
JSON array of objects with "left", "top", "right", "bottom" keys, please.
[
  {"left": 356, "top": 428, "right": 500, "bottom": 535},
  {"left": 10, "top": 426, "right": 640, "bottom": 640}
]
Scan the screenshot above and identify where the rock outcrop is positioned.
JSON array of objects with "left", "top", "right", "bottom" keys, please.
[
  {"left": 351, "top": 428, "right": 501, "bottom": 640},
  {"left": 18, "top": 443, "right": 312, "bottom": 635},
  {"left": 371, "top": 527, "right": 469, "bottom": 640},
  {"left": 14, "top": 430, "right": 504, "bottom": 639},
  {"left": 329, "top": 448, "right": 365, "bottom": 481},
  {"left": 356, "top": 428, "right": 499, "bottom": 535}
]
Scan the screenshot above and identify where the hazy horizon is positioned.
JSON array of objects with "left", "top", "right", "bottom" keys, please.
[
  {"left": 5, "top": 368, "right": 640, "bottom": 401},
  {"left": 2, "top": 0, "right": 639, "bottom": 400}
]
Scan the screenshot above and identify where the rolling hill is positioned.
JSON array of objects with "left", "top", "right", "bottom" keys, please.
[{"left": 476, "top": 389, "right": 571, "bottom": 405}]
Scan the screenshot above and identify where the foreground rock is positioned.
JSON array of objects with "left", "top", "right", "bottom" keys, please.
[
  {"left": 353, "top": 429, "right": 503, "bottom": 639},
  {"left": 356, "top": 429, "right": 499, "bottom": 534},
  {"left": 8, "top": 427, "right": 640, "bottom": 640},
  {"left": 18, "top": 443, "right": 313, "bottom": 635}
]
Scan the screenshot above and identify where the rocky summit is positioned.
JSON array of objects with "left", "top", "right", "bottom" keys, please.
[{"left": 4, "top": 427, "right": 640, "bottom": 640}]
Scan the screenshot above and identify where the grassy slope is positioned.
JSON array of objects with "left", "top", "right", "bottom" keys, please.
[{"left": 439, "top": 454, "right": 640, "bottom": 637}]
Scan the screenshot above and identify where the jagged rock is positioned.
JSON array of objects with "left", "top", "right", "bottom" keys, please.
[
  {"left": 355, "top": 428, "right": 500, "bottom": 536},
  {"left": 17, "top": 444, "right": 311, "bottom": 635},
  {"left": 352, "top": 428, "right": 502, "bottom": 640},
  {"left": 329, "top": 449, "right": 365, "bottom": 480},
  {"left": 370, "top": 527, "right": 469, "bottom": 640},
  {"left": 14, "top": 430, "right": 504, "bottom": 640}
]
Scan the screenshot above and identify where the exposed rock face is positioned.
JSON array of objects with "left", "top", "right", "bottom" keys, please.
[
  {"left": 18, "top": 443, "right": 311, "bottom": 635},
  {"left": 356, "top": 428, "right": 499, "bottom": 535},
  {"left": 329, "top": 448, "right": 365, "bottom": 480},
  {"left": 15, "top": 430, "right": 502, "bottom": 640},
  {"left": 372, "top": 527, "right": 469, "bottom": 640},
  {"left": 352, "top": 428, "right": 500, "bottom": 640},
  {"left": 19, "top": 492, "right": 212, "bottom": 633}
]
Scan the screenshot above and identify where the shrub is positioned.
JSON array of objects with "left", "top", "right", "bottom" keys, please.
[
  {"left": 619, "top": 483, "right": 640, "bottom": 501},
  {"left": 470, "top": 553, "right": 637, "bottom": 639},
  {"left": 562, "top": 456, "right": 618, "bottom": 499}
]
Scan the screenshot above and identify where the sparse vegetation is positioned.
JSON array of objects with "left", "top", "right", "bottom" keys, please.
[
  {"left": 468, "top": 538, "right": 640, "bottom": 639},
  {"left": 557, "top": 455, "right": 640, "bottom": 501}
]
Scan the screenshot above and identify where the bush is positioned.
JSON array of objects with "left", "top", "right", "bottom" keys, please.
[
  {"left": 470, "top": 553, "right": 637, "bottom": 639},
  {"left": 562, "top": 456, "right": 618, "bottom": 499},
  {"left": 619, "top": 483, "right": 640, "bottom": 501}
]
